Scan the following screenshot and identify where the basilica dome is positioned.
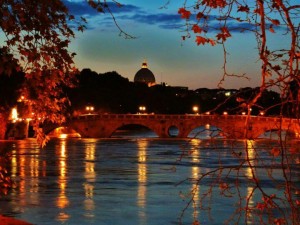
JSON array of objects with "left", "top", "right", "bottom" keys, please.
[{"left": 134, "top": 61, "right": 156, "bottom": 87}]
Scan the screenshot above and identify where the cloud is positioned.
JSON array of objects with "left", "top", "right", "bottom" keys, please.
[
  {"left": 63, "top": 0, "right": 140, "bottom": 16},
  {"left": 118, "top": 13, "right": 182, "bottom": 29},
  {"left": 63, "top": 1, "right": 282, "bottom": 33}
]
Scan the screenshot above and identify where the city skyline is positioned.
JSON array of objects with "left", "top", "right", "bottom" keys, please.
[{"left": 65, "top": 0, "right": 290, "bottom": 90}]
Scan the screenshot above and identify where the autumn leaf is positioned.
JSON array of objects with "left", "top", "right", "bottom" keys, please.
[
  {"left": 274, "top": 218, "right": 285, "bottom": 225},
  {"left": 192, "top": 24, "right": 202, "bottom": 33},
  {"left": 178, "top": 8, "right": 191, "bottom": 19},
  {"left": 195, "top": 36, "right": 208, "bottom": 45},
  {"left": 271, "top": 19, "right": 280, "bottom": 26},
  {"left": 256, "top": 202, "right": 266, "bottom": 211},
  {"left": 219, "top": 182, "right": 229, "bottom": 190},
  {"left": 269, "top": 26, "right": 275, "bottom": 33},
  {"left": 272, "top": 65, "right": 281, "bottom": 71},
  {"left": 208, "top": 39, "right": 216, "bottom": 46},
  {"left": 192, "top": 220, "right": 200, "bottom": 225},
  {"left": 216, "top": 27, "right": 231, "bottom": 41},
  {"left": 88, "top": 0, "right": 98, "bottom": 9},
  {"left": 237, "top": 5, "right": 250, "bottom": 13},
  {"left": 196, "top": 12, "right": 205, "bottom": 20},
  {"left": 270, "top": 147, "right": 280, "bottom": 157}
]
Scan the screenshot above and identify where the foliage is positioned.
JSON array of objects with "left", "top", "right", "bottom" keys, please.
[
  {"left": 175, "top": 0, "right": 300, "bottom": 224},
  {"left": 0, "top": 0, "right": 82, "bottom": 146},
  {"left": 0, "top": 0, "right": 299, "bottom": 224},
  {"left": 177, "top": 0, "right": 299, "bottom": 116}
]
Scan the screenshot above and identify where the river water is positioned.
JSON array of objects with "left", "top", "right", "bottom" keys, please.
[{"left": 0, "top": 128, "right": 299, "bottom": 225}]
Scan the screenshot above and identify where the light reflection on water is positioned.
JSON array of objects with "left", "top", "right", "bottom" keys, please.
[{"left": 0, "top": 135, "right": 299, "bottom": 225}]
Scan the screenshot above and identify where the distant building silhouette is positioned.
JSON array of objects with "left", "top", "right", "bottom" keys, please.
[{"left": 134, "top": 60, "right": 156, "bottom": 87}]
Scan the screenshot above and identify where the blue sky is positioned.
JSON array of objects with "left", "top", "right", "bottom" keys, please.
[{"left": 64, "top": 0, "right": 290, "bottom": 90}]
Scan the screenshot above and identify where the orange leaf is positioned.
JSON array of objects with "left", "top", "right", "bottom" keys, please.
[
  {"left": 192, "top": 24, "right": 202, "bottom": 33},
  {"left": 269, "top": 26, "right": 275, "bottom": 33},
  {"left": 256, "top": 202, "right": 266, "bottom": 211},
  {"left": 196, "top": 12, "right": 204, "bottom": 20},
  {"left": 237, "top": 5, "right": 250, "bottom": 13},
  {"left": 219, "top": 182, "right": 228, "bottom": 190},
  {"left": 271, "top": 147, "right": 280, "bottom": 157},
  {"left": 195, "top": 36, "right": 208, "bottom": 45},
  {"left": 274, "top": 218, "right": 285, "bottom": 225},
  {"left": 271, "top": 19, "right": 280, "bottom": 26},
  {"left": 208, "top": 39, "right": 216, "bottom": 46},
  {"left": 178, "top": 8, "right": 191, "bottom": 19}
]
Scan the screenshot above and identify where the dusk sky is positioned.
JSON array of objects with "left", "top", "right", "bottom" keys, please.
[{"left": 65, "top": 0, "right": 291, "bottom": 90}]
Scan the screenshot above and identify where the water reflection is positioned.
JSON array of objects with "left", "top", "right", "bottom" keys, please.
[
  {"left": 1, "top": 138, "right": 298, "bottom": 225},
  {"left": 137, "top": 140, "right": 148, "bottom": 225},
  {"left": 190, "top": 139, "right": 201, "bottom": 221},
  {"left": 84, "top": 140, "right": 96, "bottom": 218},
  {"left": 245, "top": 140, "right": 256, "bottom": 222},
  {"left": 56, "top": 139, "right": 70, "bottom": 221}
]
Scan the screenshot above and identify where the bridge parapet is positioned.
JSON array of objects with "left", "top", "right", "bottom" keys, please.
[{"left": 47, "top": 114, "right": 300, "bottom": 139}]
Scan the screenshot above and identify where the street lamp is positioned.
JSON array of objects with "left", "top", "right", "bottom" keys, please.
[
  {"left": 139, "top": 106, "right": 146, "bottom": 114},
  {"left": 192, "top": 106, "right": 199, "bottom": 114},
  {"left": 85, "top": 105, "right": 94, "bottom": 114}
]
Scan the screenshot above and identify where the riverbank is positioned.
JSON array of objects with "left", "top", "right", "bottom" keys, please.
[{"left": 0, "top": 215, "right": 33, "bottom": 225}]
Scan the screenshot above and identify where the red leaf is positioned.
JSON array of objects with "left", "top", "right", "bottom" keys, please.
[
  {"left": 216, "top": 27, "right": 231, "bottom": 41},
  {"left": 178, "top": 8, "right": 191, "bottom": 19},
  {"left": 195, "top": 36, "right": 208, "bottom": 45},
  {"left": 237, "top": 5, "right": 250, "bottom": 13},
  {"left": 269, "top": 26, "right": 275, "bottom": 33},
  {"left": 271, "top": 19, "right": 280, "bottom": 26},
  {"left": 208, "top": 39, "right": 216, "bottom": 46},
  {"left": 256, "top": 202, "right": 266, "bottom": 211},
  {"left": 219, "top": 182, "right": 229, "bottom": 190},
  {"left": 192, "top": 24, "right": 202, "bottom": 33},
  {"left": 196, "top": 12, "right": 204, "bottom": 20},
  {"left": 270, "top": 147, "right": 280, "bottom": 157},
  {"left": 274, "top": 218, "right": 285, "bottom": 225}
]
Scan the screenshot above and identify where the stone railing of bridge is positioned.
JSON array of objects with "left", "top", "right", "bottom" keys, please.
[{"left": 45, "top": 114, "right": 300, "bottom": 139}]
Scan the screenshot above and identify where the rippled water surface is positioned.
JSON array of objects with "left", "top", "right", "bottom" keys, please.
[{"left": 0, "top": 133, "right": 299, "bottom": 225}]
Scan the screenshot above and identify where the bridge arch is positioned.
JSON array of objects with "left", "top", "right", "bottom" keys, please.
[
  {"left": 110, "top": 123, "right": 158, "bottom": 138},
  {"left": 187, "top": 124, "right": 223, "bottom": 139},
  {"left": 43, "top": 125, "right": 81, "bottom": 138}
]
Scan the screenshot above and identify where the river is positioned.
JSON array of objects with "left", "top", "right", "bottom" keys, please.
[{"left": 0, "top": 128, "right": 299, "bottom": 225}]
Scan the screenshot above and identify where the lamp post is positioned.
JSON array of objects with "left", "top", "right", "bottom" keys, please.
[
  {"left": 192, "top": 106, "right": 199, "bottom": 115},
  {"left": 85, "top": 105, "right": 94, "bottom": 114},
  {"left": 139, "top": 106, "right": 146, "bottom": 114}
]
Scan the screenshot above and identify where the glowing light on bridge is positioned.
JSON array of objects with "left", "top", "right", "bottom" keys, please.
[
  {"left": 59, "top": 134, "right": 68, "bottom": 139},
  {"left": 192, "top": 106, "right": 199, "bottom": 114},
  {"left": 138, "top": 106, "right": 146, "bottom": 114},
  {"left": 85, "top": 105, "right": 94, "bottom": 113}
]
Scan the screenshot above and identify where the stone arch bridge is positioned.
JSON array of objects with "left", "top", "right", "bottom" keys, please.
[{"left": 43, "top": 114, "right": 300, "bottom": 139}]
